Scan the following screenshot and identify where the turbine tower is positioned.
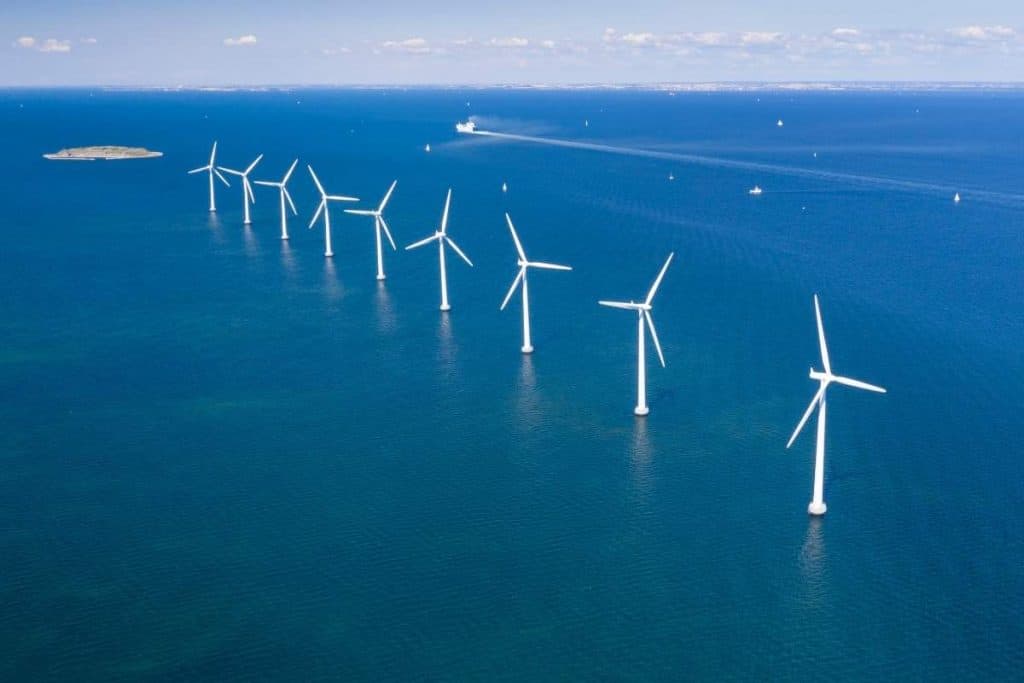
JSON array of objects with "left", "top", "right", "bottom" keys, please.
[
  {"left": 344, "top": 180, "right": 399, "bottom": 280},
  {"left": 787, "top": 294, "right": 886, "bottom": 516},
  {"left": 217, "top": 154, "right": 263, "bottom": 225},
  {"left": 599, "top": 253, "right": 674, "bottom": 416},
  {"left": 499, "top": 213, "right": 572, "bottom": 353},
  {"left": 307, "top": 165, "right": 358, "bottom": 258},
  {"left": 253, "top": 159, "right": 299, "bottom": 240},
  {"left": 405, "top": 189, "right": 473, "bottom": 311},
  {"left": 187, "top": 141, "right": 230, "bottom": 212}
]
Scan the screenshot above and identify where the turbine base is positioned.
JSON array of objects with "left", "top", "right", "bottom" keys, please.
[
  {"left": 377, "top": 274, "right": 386, "bottom": 281},
  {"left": 324, "top": 251, "right": 334, "bottom": 258},
  {"left": 281, "top": 235, "right": 289, "bottom": 241},
  {"left": 808, "top": 501, "right": 827, "bottom": 516},
  {"left": 634, "top": 406, "right": 650, "bottom": 417},
  {"left": 521, "top": 345, "right": 534, "bottom": 354},
  {"left": 440, "top": 303, "right": 451, "bottom": 312}
]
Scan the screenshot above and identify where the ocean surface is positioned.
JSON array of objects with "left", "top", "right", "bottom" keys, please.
[{"left": 0, "top": 88, "right": 1022, "bottom": 680}]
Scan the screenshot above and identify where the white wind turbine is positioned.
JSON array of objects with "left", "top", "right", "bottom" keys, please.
[
  {"left": 253, "top": 159, "right": 299, "bottom": 240},
  {"left": 344, "top": 180, "right": 398, "bottom": 280},
  {"left": 405, "top": 189, "right": 473, "bottom": 311},
  {"left": 217, "top": 154, "right": 263, "bottom": 225},
  {"left": 187, "top": 141, "right": 230, "bottom": 212},
  {"left": 599, "top": 253, "right": 674, "bottom": 416},
  {"left": 786, "top": 294, "right": 886, "bottom": 516},
  {"left": 307, "top": 165, "right": 359, "bottom": 258},
  {"left": 499, "top": 213, "right": 572, "bottom": 353}
]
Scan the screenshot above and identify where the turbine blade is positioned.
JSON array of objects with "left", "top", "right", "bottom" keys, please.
[
  {"left": 378, "top": 179, "right": 397, "bottom": 212},
  {"left": 245, "top": 178, "right": 255, "bottom": 204},
  {"left": 327, "top": 195, "right": 359, "bottom": 202},
  {"left": 645, "top": 252, "right": 675, "bottom": 305},
  {"left": 343, "top": 209, "right": 376, "bottom": 216},
  {"left": 814, "top": 294, "right": 832, "bottom": 375},
  {"left": 245, "top": 154, "right": 264, "bottom": 174},
  {"left": 283, "top": 187, "right": 297, "bottom": 215},
  {"left": 379, "top": 216, "right": 397, "bottom": 250},
  {"left": 528, "top": 261, "right": 572, "bottom": 271},
  {"left": 209, "top": 141, "right": 218, "bottom": 166},
  {"left": 406, "top": 234, "right": 439, "bottom": 250},
  {"left": 307, "top": 165, "right": 325, "bottom": 196},
  {"left": 282, "top": 158, "right": 298, "bottom": 185},
  {"left": 500, "top": 268, "right": 525, "bottom": 311},
  {"left": 445, "top": 236, "right": 473, "bottom": 266},
  {"left": 440, "top": 188, "right": 452, "bottom": 234},
  {"left": 309, "top": 200, "right": 325, "bottom": 229},
  {"left": 252, "top": 180, "right": 278, "bottom": 187},
  {"left": 598, "top": 300, "right": 642, "bottom": 310},
  {"left": 214, "top": 169, "right": 231, "bottom": 186},
  {"left": 832, "top": 375, "right": 886, "bottom": 393},
  {"left": 505, "top": 213, "right": 526, "bottom": 260},
  {"left": 644, "top": 310, "right": 666, "bottom": 367},
  {"left": 787, "top": 384, "right": 826, "bottom": 449},
  {"left": 187, "top": 165, "right": 209, "bottom": 174},
  {"left": 218, "top": 167, "right": 243, "bottom": 176}
]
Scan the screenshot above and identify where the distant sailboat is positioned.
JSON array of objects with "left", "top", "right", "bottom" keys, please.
[
  {"left": 425, "top": 144, "right": 431, "bottom": 153},
  {"left": 668, "top": 173, "right": 675, "bottom": 181},
  {"left": 584, "top": 119, "right": 589, "bottom": 127},
  {"left": 954, "top": 192, "right": 961, "bottom": 203},
  {"left": 749, "top": 185, "right": 763, "bottom": 196},
  {"left": 502, "top": 182, "right": 508, "bottom": 193},
  {"left": 777, "top": 119, "right": 784, "bottom": 127}
]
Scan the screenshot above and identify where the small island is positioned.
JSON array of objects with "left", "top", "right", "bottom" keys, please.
[{"left": 43, "top": 146, "right": 163, "bottom": 161}]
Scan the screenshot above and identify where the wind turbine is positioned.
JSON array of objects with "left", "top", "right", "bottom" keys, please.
[
  {"left": 253, "top": 159, "right": 299, "bottom": 240},
  {"left": 599, "top": 253, "right": 674, "bottom": 416},
  {"left": 405, "top": 189, "right": 473, "bottom": 311},
  {"left": 187, "top": 141, "right": 230, "bottom": 212},
  {"left": 786, "top": 294, "right": 886, "bottom": 516},
  {"left": 307, "top": 165, "right": 358, "bottom": 258},
  {"left": 499, "top": 213, "right": 572, "bottom": 353},
  {"left": 217, "top": 154, "right": 263, "bottom": 225},
  {"left": 344, "top": 180, "right": 398, "bottom": 280}
]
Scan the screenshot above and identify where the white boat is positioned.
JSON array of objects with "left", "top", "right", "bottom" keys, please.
[
  {"left": 502, "top": 182, "right": 508, "bottom": 193},
  {"left": 668, "top": 173, "right": 675, "bottom": 181},
  {"left": 749, "top": 185, "right": 763, "bottom": 196},
  {"left": 777, "top": 119, "right": 784, "bottom": 127},
  {"left": 455, "top": 120, "right": 476, "bottom": 133},
  {"left": 424, "top": 144, "right": 431, "bottom": 152},
  {"left": 954, "top": 192, "right": 961, "bottom": 203}
]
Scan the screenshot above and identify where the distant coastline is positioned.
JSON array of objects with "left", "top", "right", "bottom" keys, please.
[{"left": 43, "top": 146, "right": 162, "bottom": 161}]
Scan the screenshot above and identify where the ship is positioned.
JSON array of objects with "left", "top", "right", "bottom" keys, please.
[
  {"left": 455, "top": 120, "right": 476, "bottom": 133},
  {"left": 749, "top": 185, "right": 763, "bottom": 196}
]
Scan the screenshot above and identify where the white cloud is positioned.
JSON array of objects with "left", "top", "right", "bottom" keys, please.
[
  {"left": 489, "top": 36, "right": 529, "bottom": 48},
  {"left": 39, "top": 38, "right": 71, "bottom": 53},
  {"left": 949, "top": 25, "right": 1015, "bottom": 41},
  {"left": 621, "top": 32, "right": 656, "bottom": 46},
  {"left": 541, "top": 40, "right": 556, "bottom": 49},
  {"left": 380, "top": 37, "right": 442, "bottom": 55},
  {"left": 81, "top": 37, "right": 98, "bottom": 44},
  {"left": 321, "top": 46, "right": 352, "bottom": 56},
  {"left": 14, "top": 36, "right": 36, "bottom": 49},
  {"left": 740, "top": 31, "right": 785, "bottom": 46},
  {"left": 223, "top": 34, "right": 257, "bottom": 47},
  {"left": 832, "top": 28, "right": 860, "bottom": 38}
]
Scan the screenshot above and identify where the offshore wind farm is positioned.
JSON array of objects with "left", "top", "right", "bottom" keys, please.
[{"left": 2, "top": 85, "right": 1023, "bottom": 681}]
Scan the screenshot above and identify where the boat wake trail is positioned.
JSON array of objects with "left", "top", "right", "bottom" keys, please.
[{"left": 467, "top": 130, "right": 1024, "bottom": 208}]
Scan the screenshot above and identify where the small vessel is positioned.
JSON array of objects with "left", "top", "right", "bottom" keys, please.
[
  {"left": 668, "top": 173, "right": 675, "bottom": 181},
  {"left": 455, "top": 120, "right": 476, "bottom": 133},
  {"left": 777, "top": 119, "right": 784, "bottom": 127},
  {"left": 502, "top": 182, "right": 508, "bottom": 193},
  {"left": 584, "top": 119, "right": 589, "bottom": 127},
  {"left": 424, "top": 144, "right": 431, "bottom": 152},
  {"left": 749, "top": 185, "right": 763, "bottom": 196},
  {"left": 954, "top": 192, "right": 961, "bottom": 203}
]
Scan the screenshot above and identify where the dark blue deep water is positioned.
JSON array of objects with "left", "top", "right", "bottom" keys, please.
[{"left": 1, "top": 88, "right": 1022, "bottom": 680}]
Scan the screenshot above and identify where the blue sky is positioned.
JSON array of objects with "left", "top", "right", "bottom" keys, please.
[{"left": 3, "top": 0, "right": 1022, "bottom": 85}]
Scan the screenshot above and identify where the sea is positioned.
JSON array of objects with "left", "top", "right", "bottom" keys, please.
[{"left": 0, "top": 87, "right": 1022, "bottom": 680}]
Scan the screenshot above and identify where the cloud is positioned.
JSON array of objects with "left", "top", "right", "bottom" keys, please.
[
  {"left": 81, "top": 37, "right": 98, "bottom": 45},
  {"left": 321, "top": 46, "right": 352, "bottom": 56},
  {"left": 541, "top": 40, "right": 556, "bottom": 49},
  {"left": 489, "top": 36, "right": 529, "bottom": 48},
  {"left": 948, "top": 25, "right": 1016, "bottom": 41},
  {"left": 380, "top": 37, "right": 443, "bottom": 55},
  {"left": 223, "top": 34, "right": 257, "bottom": 47},
  {"left": 13, "top": 36, "right": 71, "bottom": 52}
]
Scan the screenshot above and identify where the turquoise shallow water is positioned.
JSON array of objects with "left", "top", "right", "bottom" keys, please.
[{"left": 0, "top": 88, "right": 1022, "bottom": 680}]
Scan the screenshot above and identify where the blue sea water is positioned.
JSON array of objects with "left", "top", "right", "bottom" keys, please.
[{"left": 0, "top": 88, "right": 1022, "bottom": 680}]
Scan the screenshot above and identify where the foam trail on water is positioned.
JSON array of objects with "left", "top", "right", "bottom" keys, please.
[{"left": 467, "top": 130, "right": 1024, "bottom": 208}]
